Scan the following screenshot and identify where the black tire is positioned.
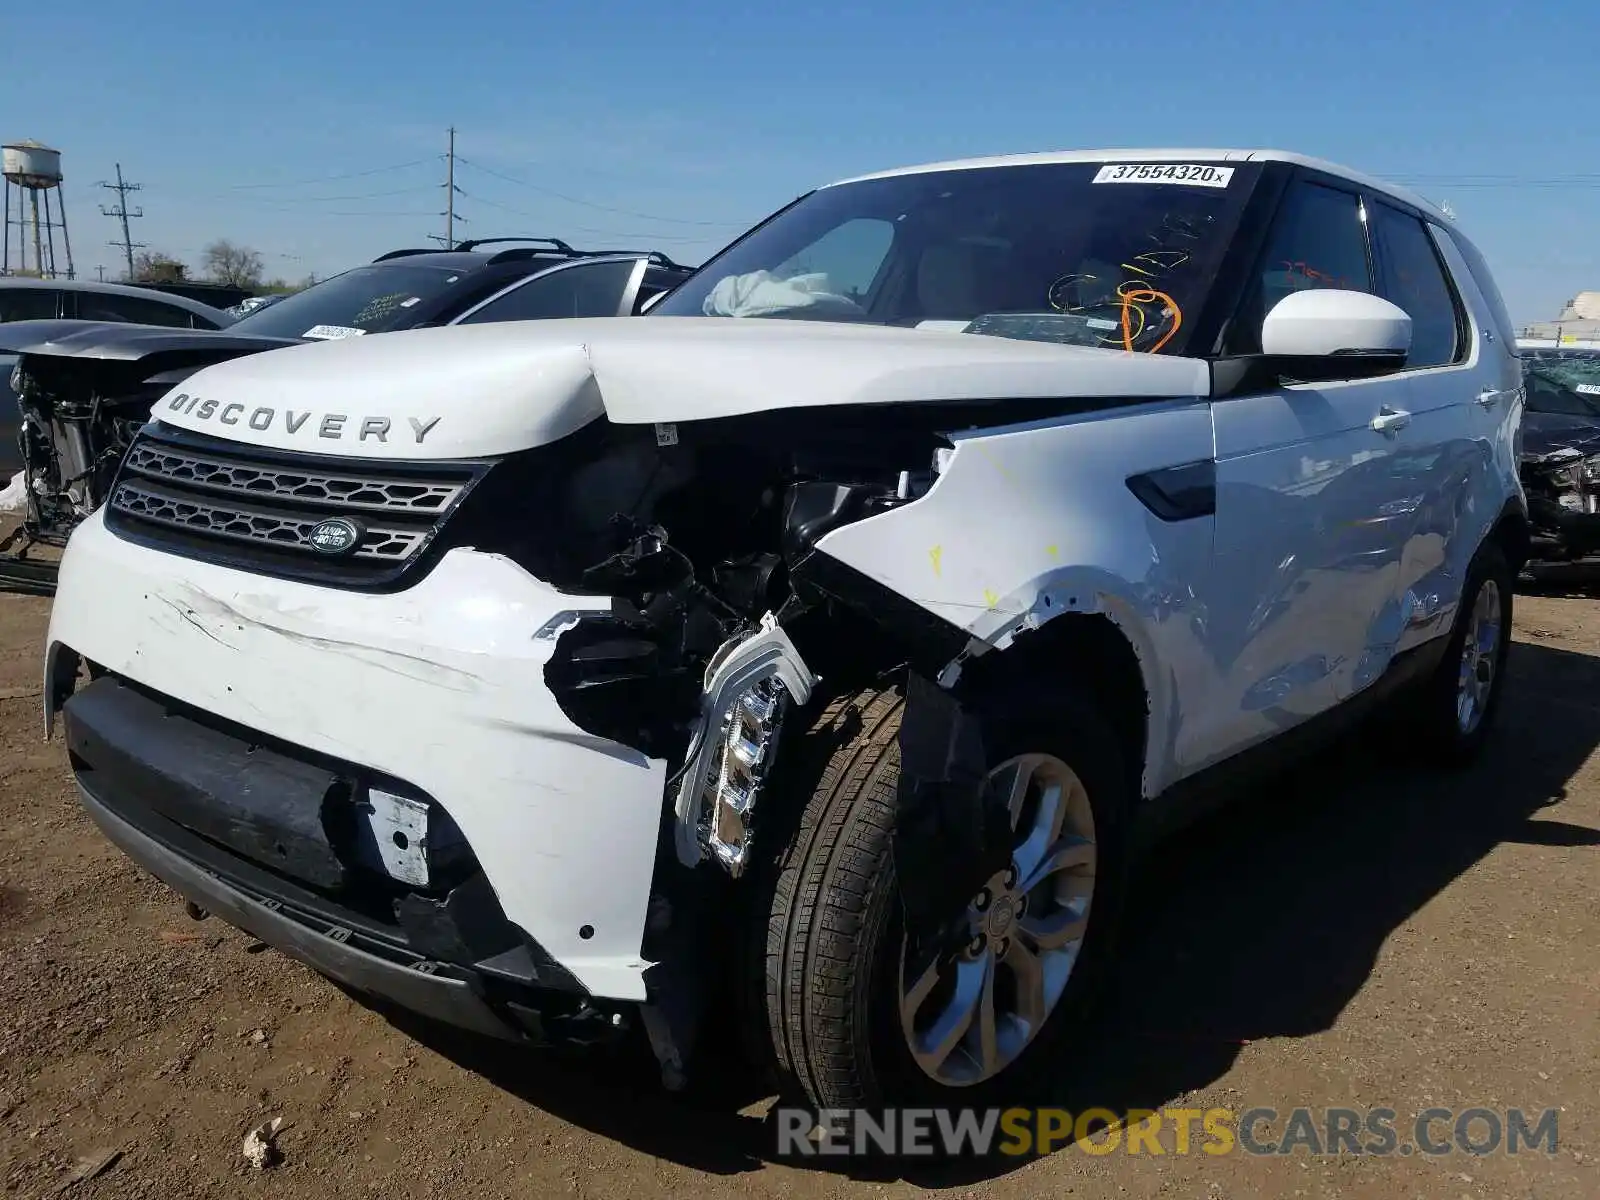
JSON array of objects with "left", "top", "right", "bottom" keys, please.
[
  {"left": 1411, "top": 540, "right": 1514, "bottom": 765},
  {"left": 756, "top": 681, "right": 1132, "bottom": 1111}
]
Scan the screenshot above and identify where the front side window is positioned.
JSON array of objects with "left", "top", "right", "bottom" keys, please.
[
  {"left": 1229, "top": 180, "right": 1372, "bottom": 354},
  {"left": 0, "top": 288, "right": 60, "bottom": 322},
  {"left": 652, "top": 161, "right": 1264, "bottom": 355},
  {"left": 230, "top": 265, "right": 468, "bottom": 339},
  {"left": 1370, "top": 203, "right": 1461, "bottom": 368},
  {"left": 456, "top": 259, "right": 640, "bottom": 325}
]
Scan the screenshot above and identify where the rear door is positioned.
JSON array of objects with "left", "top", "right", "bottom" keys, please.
[
  {"left": 1361, "top": 199, "right": 1492, "bottom": 657},
  {"left": 1199, "top": 174, "right": 1416, "bottom": 765}
]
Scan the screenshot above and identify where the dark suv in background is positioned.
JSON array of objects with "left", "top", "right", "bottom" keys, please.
[{"left": 0, "top": 238, "right": 695, "bottom": 592}]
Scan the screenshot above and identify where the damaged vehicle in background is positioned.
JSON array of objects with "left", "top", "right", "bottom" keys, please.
[
  {"left": 0, "top": 239, "right": 692, "bottom": 594},
  {"left": 1517, "top": 347, "right": 1600, "bottom": 569},
  {"left": 45, "top": 150, "right": 1526, "bottom": 1115}
]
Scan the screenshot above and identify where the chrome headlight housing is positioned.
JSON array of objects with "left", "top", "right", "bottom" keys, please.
[{"left": 701, "top": 677, "right": 790, "bottom": 876}]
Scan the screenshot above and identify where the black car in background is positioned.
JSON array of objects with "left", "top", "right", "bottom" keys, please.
[
  {"left": 0, "top": 239, "right": 694, "bottom": 593},
  {"left": 1517, "top": 347, "right": 1600, "bottom": 567},
  {"left": 1, "top": 278, "right": 239, "bottom": 477}
]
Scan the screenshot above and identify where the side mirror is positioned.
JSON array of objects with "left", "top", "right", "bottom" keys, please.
[{"left": 1261, "top": 289, "right": 1411, "bottom": 365}]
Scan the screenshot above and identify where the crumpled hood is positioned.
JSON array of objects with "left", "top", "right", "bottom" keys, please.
[
  {"left": 0, "top": 318, "right": 299, "bottom": 361},
  {"left": 154, "top": 316, "right": 1212, "bottom": 460}
]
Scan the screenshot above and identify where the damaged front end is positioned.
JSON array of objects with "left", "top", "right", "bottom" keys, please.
[
  {"left": 488, "top": 405, "right": 1053, "bottom": 1089},
  {"left": 1520, "top": 440, "right": 1600, "bottom": 564},
  {"left": 516, "top": 410, "right": 960, "bottom": 874}
]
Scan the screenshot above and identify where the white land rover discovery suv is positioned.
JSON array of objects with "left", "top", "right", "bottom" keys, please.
[{"left": 45, "top": 150, "right": 1526, "bottom": 1111}]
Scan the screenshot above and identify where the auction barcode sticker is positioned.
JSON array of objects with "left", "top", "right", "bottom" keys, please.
[
  {"left": 302, "top": 324, "right": 368, "bottom": 341},
  {"left": 1092, "top": 163, "right": 1235, "bottom": 188}
]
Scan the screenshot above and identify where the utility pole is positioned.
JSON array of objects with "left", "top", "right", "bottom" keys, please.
[
  {"left": 98, "top": 163, "right": 144, "bottom": 279},
  {"left": 445, "top": 126, "right": 456, "bottom": 250}
]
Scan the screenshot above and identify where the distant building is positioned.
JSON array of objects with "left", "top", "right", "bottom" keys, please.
[{"left": 1521, "top": 291, "right": 1600, "bottom": 347}]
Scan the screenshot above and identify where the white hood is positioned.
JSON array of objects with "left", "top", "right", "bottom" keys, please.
[{"left": 153, "top": 317, "right": 1211, "bottom": 460}]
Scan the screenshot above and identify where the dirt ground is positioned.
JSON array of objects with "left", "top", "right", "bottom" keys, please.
[{"left": 0, "top": 572, "right": 1596, "bottom": 1199}]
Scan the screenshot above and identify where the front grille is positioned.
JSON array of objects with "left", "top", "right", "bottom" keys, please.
[{"left": 104, "top": 423, "right": 491, "bottom": 588}]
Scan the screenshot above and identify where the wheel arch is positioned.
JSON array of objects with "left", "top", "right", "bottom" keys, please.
[
  {"left": 960, "top": 601, "right": 1159, "bottom": 803},
  {"left": 1488, "top": 496, "right": 1531, "bottom": 573}
]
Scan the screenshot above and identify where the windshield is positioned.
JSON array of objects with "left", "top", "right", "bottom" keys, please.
[
  {"left": 1523, "top": 352, "right": 1600, "bottom": 418},
  {"left": 652, "top": 161, "right": 1262, "bottom": 355},
  {"left": 230, "top": 264, "right": 469, "bottom": 340}
]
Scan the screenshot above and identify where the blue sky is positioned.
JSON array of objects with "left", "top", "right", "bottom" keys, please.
[{"left": 3, "top": 0, "right": 1595, "bottom": 320}]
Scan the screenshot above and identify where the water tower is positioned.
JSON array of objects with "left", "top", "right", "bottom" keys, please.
[{"left": 3, "top": 140, "right": 75, "bottom": 279}]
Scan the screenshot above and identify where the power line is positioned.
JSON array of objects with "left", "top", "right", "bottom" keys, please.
[
  {"left": 454, "top": 156, "right": 747, "bottom": 227},
  {"left": 241, "top": 186, "right": 434, "bottom": 204},
  {"left": 1386, "top": 173, "right": 1600, "bottom": 190},
  {"left": 227, "top": 159, "right": 434, "bottom": 190},
  {"left": 97, "top": 163, "right": 144, "bottom": 280},
  {"left": 454, "top": 189, "right": 711, "bottom": 243}
]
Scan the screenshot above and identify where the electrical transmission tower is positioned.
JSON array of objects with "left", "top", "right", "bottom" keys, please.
[
  {"left": 427, "top": 127, "right": 465, "bottom": 249},
  {"left": 98, "top": 163, "right": 144, "bottom": 279}
]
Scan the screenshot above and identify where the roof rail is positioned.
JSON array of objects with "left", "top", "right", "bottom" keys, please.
[
  {"left": 533, "top": 248, "right": 692, "bottom": 271},
  {"left": 453, "top": 237, "right": 575, "bottom": 254},
  {"left": 371, "top": 247, "right": 447, "bottom": 262}
]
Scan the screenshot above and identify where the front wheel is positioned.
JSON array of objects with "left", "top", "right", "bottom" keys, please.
[{"left": 757, "top": 683, "right": 1130, "bottom": 1110}]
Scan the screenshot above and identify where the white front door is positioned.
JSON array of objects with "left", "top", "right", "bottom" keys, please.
[{"left": 1189, "top": 177, "right": 1417, "bottom": 773}]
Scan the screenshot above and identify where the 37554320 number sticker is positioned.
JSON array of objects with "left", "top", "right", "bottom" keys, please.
[{"left": 1092, "top": 163, "right": 1235, "bottom": 188}]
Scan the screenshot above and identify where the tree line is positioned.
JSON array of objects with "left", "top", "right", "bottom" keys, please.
[{"left": 130, "top": 240, "right": 315, "bottom": 294}]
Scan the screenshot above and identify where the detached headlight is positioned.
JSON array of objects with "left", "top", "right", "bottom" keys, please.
[{"left": 702, "top": 677, "right": 791, "bottom": 877}]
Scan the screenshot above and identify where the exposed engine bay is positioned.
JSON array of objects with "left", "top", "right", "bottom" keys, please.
[
  {"left": 10, "top": 355, "right": 168, "bottom": 538},
  {"left": 3, "top": 341, "right": 280, "bottom": 593},
  {"left": 517, "top": 404, "right": 968, "bottom": 867}
]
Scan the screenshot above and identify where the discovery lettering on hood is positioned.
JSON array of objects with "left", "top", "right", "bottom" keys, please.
[{"left": 164, "top": 393, "right": 441, "bottom": 444}]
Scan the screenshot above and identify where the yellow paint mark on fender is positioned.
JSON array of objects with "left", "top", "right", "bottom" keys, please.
[
  {"left": 929, "top": 545, "right": 944, "bottom": 576},
  {"left": 983, "top": 588, "right": 1000, "bottom": 608},
  {"left": 1046, "top": 544, "right": 1059, "bottom": 559}
]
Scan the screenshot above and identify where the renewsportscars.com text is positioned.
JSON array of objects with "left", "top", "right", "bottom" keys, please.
[{"left": 776, "top": 1106, "right": 1561, "bottom": 1159}]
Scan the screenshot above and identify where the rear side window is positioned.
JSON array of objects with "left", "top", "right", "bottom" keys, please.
[
  {"left": 0, "top": 288, "right": 59, "bottom": 321},
  {"left": 76, "top": 293, "right": 197, "bottom": 328},
  {"left": 1229, "top": 180, "right": 1373, "bottom": 354},
  {"left": 456, "top": 259, "right": 640, "bottom": 324},
  {"left": 1369, "top": 202, "right": 1461, "bottom": 368}
]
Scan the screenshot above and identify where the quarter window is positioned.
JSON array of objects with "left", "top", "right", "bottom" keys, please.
[
  {"left": 457, "top": 259, "right": 640, "bottom": 324},
  {"left": 1369, "top": 203, "right": 1461, "bottom": 368},
  {"left": 1230, "top": 180, "right": 1373, "bottom": 355}
]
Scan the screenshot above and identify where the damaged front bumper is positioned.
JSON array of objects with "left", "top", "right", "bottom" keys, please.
[{"left": 47, "top": 510, "right": 684, "bottom": 1007}]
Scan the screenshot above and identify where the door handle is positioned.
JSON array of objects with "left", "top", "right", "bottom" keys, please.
[
  {"left": 1371, "top": 407, "right": 1411, "bottom": 434},
  {"left": 1476, "top": 388, "right": 1508, "bottom": 408}
]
